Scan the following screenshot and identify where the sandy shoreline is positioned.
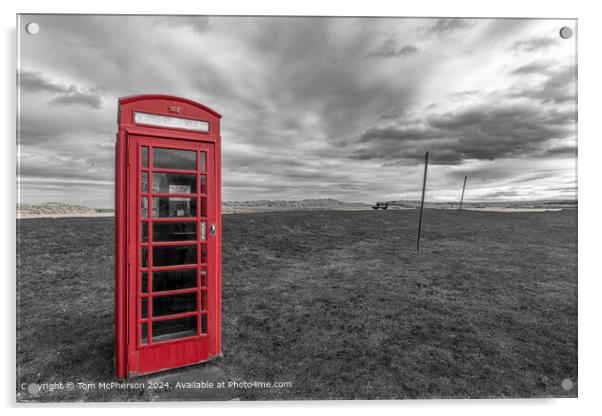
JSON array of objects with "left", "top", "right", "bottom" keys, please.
[{"left": 17, "top": 213, "right": 115, "bottom": 219}]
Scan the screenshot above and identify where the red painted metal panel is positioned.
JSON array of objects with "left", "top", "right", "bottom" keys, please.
[
  {"left": 132, "top": 335, "right": 210, "bottom": 377},
  {"left": 115, "top": 95, "right": 221, "bottom": 379},
  {"left": 213, "top": 135, "right": 222, "bottom": 355}
]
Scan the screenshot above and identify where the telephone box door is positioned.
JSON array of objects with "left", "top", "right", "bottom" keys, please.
[
  {"left": 115, "top": 95, "right": 222, "bottom": 379},
  {"left": 122, "top": 136, "right": 216, "bottom": 374},
  {"left": 126, "top": 135, "right": 217, "bottom": 376}
]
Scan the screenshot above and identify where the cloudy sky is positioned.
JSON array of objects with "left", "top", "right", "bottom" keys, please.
[{"left": 18, "top": 15, "right": 576, "bottom": 208}]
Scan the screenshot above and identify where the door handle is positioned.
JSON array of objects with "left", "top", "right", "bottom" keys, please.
[{"left": 209, "top": 223, "right": 216, "bottom": 237}]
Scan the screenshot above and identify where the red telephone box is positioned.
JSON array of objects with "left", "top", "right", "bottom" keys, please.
[{"left": 114, "top": 95, "right": 222, "bottom": 379}]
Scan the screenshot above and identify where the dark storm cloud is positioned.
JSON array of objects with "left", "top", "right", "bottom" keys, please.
[
  {"left": 420, "top": 18, "right": 473, "bottom": 37},
  {"left": 445, "top": 164, "right": 572, "bottom": 185},
  {"left": 545, "top": 145, "right": 577, "bottom": 157},
  {"left": 359, "top": 126, "right": 432, "bottom": 143},
  {"left": 366, "top": 40, "right": 418, "bottom": 58},
  {"left": 50, "top": 92, "right": 102, "bottom": 109},
  {"left": 511, "top": 36, "right": 555, "bottom": 52},
  {"left": 20, "top": 69, "right": 103, "bottom": 109},
  {"left": 531, "top": 64, "right": 576, "bottom": 104},
  {"left": 352, "top": 104, "right": 574, "bottom": 165},
  {"left": 509, "top": 63, "right": 576, "bottom": 104},
  {"left": 20, "top": 69, "right": 67, "bottom": 93},
  {"left": 377, "top": 104, "right": 416, "bottom": 120},
  {"left": 510, "top": 61, "right": 552, "bottom": 75}
]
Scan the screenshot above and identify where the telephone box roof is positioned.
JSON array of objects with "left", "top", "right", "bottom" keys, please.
[{"left": 119, "top": 94, "right": 222, "bottom": 119}]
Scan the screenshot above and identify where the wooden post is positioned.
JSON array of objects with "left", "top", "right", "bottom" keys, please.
[
  {"left": 417, "top": 151, "right": 429, "bottom": 251},
  {"left": 459, "top": 176, "right": 467, "bottom": 209}
]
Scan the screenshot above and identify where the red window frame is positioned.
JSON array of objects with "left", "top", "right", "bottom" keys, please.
[{"left": 134, "top": 138, "right": 211, "bottom": 349}]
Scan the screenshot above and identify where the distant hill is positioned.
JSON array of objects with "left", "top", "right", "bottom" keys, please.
[
  {"left": 222, "top": 199, "right": 370, "bottom": 213},
  {"left": 18, "top": 202, "right": 98, "bottom": 218}
]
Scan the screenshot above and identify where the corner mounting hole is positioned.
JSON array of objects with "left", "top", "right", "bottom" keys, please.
[
  {"left": 561, "top": 378, "right": 574, "bottom": 391},
  {"left": 25, "top": 22, "right": 39, "bottom": 35},
  {"left": 559, "top": 26, "right": 573, "bottom": 39}
]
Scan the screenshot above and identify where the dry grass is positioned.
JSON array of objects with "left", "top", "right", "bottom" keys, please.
[{"left": 16, "top": 209, "right": 577, "bottom": 401}]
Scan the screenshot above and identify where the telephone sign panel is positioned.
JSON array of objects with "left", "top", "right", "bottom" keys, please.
[{"left": 115, "top": 95, "right": 222, "bottom": 379}]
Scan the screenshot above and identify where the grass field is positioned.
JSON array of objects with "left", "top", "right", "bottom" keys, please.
[{"left": 16, "top": 209, "right": 577, "bottom": 401}]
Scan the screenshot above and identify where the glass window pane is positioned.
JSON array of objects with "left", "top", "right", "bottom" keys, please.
[
  {"left": 142, "top": 147, "right": 148, "bottom": 168},
  {"left": 199, "top": 152, "right": 206, "bottom": 171},
  {"left": 153, "top": 173, "right": 196, "bottom": 194},
  {"left": 152, "top": 316, "right": 197, "bottom": 342},
  {"left": 152, "top": 292, "right": 197, "bottom": 317},
  {"left": 141, "top": 247, "right": 148, "bottom": 268},
  {"left": 153, "top": 222, "right": 197, "bottom": 242},
  {"left": 141, "top": 222, "right": 148, "bottom": 242},
  {"left": 200, "top": 175, "right": 207, "bottom": 193},
  {"left": 152, "top": 197, "right": 197, "bottom": 218},
  {"left": 153, "top": 245, "right": 197, "bottom": 267},
  {"left": 153, "top": 148, "right": 196, "bottom": 170},
  {"left": 201, "top": 314, "right": 207, "bottom": 334},
  {"left": 141, "top": 323, "right": 148, "bottom": 344},
  {"left": 141, "top": 172, "right": 148, "bottom": 193},
  {"left": 200, "top": 197, "right": 207, "bottom": 217},
  {"left": 200, "top": 244, "right": 207, "bottom": 264},
  {"left": 200, "top": 291, "right": 208, "bottom": 311},
  {"left": 141, "top": 298, "right": 148, "bottom": 318},
  {"left": 153, "top": 268, "right": 197, "bottom": 292},
  {"left": 200, "top": 268, "right": 207, "bottom": 287},
  {"left": 141, "top": 197, "right": 148, "bottom": 218},
  {"left": 141, "top": 272, "right": 148, "bottom": 293}
]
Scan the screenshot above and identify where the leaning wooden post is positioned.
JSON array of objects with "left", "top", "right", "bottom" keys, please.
[
  {"left": 416, "top": 151, "right": 429, "bottom": 251},
  {"left": 459, "top": 176, "right": 467, "bottom": 209}
]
